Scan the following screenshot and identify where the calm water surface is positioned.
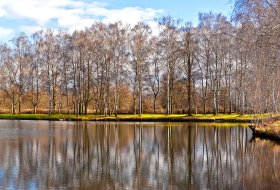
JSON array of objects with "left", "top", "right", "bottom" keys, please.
[{"left": 0, "top": 120, "right": 279, "bottom": 189}]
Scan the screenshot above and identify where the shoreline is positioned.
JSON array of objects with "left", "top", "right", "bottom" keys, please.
[
  {"left": 0, "top": 117, "right": 251, "bottom": 123},
  {"left": 0, "top": 113, "right": 266, "bottom": 123},
  {"left": 250, "top": 122, "right": 280, "bottom": 141}
]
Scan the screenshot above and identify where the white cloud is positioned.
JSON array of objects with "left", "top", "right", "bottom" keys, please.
[
  {"left": 0, "top": 27, "right": 14, "bottom": 42},
  {"left": 20, "top": 25, "right": 44, "bottom": 35},
  {"left": 89, "top": 7, "right": 163, "bottom": 26},
  {"left": 0, "top": 8, "right": 6, "bottom": 17},
  {"left": 147, "top": 20, "right": 160, "bottom": 36},
  {"left": 3, "top": 0, "right": 82, "bottom": 25},
  {"left": 0, "top": 0, "right": 163, "bottom": 35},
  {"left": 58, "top": 16, "right": 98, "bottom": 32}
]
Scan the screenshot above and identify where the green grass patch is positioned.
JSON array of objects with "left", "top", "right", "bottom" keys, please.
[
  {"left": 0, "top": 113, "right": 276, "bottom": 123},
  {"left": 0, "top": 114, "right": 103, "bottom": 120},
  {"left": 190, "top": 114, "right": 251, "bottom": 121},
  {"left": 114, "top": 114, "right": 186, "bottom": 119}
]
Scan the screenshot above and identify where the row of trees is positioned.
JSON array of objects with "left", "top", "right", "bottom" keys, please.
[{"left": 0, "top": 1, "right": 279, "bottom": 115}]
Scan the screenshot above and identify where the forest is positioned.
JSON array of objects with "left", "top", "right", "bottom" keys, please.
[{"left": 0, "top": 0, "right": 279, "bottom": 116}]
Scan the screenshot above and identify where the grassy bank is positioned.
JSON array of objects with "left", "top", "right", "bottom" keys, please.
[
  {"left": 0, "top": 113, "right": 268, "bottom": 123},
  {"left": 250, "top": 121, "right": 280, "bottom": 141}
]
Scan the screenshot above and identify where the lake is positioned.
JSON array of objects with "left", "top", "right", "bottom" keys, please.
[{"left": 0, "top": 120, "right": 278, "bottom": 189}]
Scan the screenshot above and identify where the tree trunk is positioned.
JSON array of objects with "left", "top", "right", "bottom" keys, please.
[
  {"left": 48, "top": 62, "right": 52, "bottom": 116},
  {"left": 139, "top": 81, "right": 142, "bottom": 115},
  {"left": 167, "top": 65, "right": 170, "bottom": 115},
  {"left": 12, "top": 92, "right": 16, "bottom": 115},
  {"left": 213, "top": 89, "right": 218, "bottom": 115},
  {"left": 153, "top": 95, "right": 157, "bottom": 114},
  {"left": 33, "top": 105, "right": 37, "bottom": 114},
  {"left": 187, "top": 55, "right": 192, "bottom": 116},
  {"left": 203, "top": 98, "right": 207, "bottom": 114},
  {"left": 114, "top": 88, "right": 119, "bottom": 116},
  {"left": 18, "top": 95, "right": 21, "bottom": 114}
]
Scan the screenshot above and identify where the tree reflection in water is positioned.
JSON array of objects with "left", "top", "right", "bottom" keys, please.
[{"left": 0, "top": 121, "right": 278, "bottom": 189}]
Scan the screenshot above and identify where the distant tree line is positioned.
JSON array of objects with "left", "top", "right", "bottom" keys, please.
[{"left": 0, "top": 0, "right": 279, "bottom": 115}]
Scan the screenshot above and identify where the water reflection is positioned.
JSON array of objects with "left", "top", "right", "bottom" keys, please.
[{"left": 0, "top": 121, "right": 279, "bottom": 189}]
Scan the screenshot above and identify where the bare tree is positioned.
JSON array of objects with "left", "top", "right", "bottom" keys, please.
[
  {"left": 0, "top": 44, "right": 17, "bottom": 114},
  {"left": 158, "top": 16, "right": 181, "bottom": 114},
  {"left": 128, "top": 22, "right": 151, "bottom": 115},
  {"left": 12, "top": 33, "right": 31, "bottom": 114},
  {"left": 180, "top": 23, "right": 197, "bottom": 116},
  {"left": 147, "top": 36, "right": 161, "bottom": 114}
]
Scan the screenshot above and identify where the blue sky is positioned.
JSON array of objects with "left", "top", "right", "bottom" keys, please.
[{"left": 0, "top": 0, "right": 232, "bottom": 42}]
